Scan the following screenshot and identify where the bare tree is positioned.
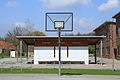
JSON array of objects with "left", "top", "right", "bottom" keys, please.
[
  {"left": 5, "top": 21, "right": 35, "bottom": 58},
  {"left": 6, "top": 20, "right": 35, "bottom": 42}
]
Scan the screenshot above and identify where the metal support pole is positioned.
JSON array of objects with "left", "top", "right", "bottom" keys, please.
[
  {"left": 100, "top": 40, "right": 103, "bottom": 65},
  {"left": 17, "top": 45, "right": 19, "bottom": 62},
  {"left": 30, "top": 56, "right": 32, "bottom": 71},
  {"left": 26, "top": 45, "right": 28, "bottom": 61},
  {"left": 20, "top": 40, "right": 23, "bottom": 71},
  {"left": 20, "top": 40, "right": 22, "bottom": 63},
  {"left": 112, "top": 49, "right": 115, "bottom": 71},
  {"left": 95, "top": 44, "right": 97, "bottom": 64},
  {"left": 58, "top": 28, "right": 61, "bottom": 76}
]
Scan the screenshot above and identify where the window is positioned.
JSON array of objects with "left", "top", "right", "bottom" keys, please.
[
  {"left": 117, "top": 46, "right": 120, "bottom": 56},
  {"left": 118, "top": 28, "right": 120, "bottom": 38},
  {"left": 106, "top": 47, "right": 110, "bottom": 56},
  {"left": 106, "top": 33, "right": 110, "bottom": 40},
  {"left": 2, "top": 49, "right": 5, "bottom": 53}
]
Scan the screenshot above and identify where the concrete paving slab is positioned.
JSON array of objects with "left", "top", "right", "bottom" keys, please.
[{"left": 0, "top": 74, "right": 120, "bottom": 80}]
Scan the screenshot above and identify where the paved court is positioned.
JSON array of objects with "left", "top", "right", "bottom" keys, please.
[
  {"left": 0, "top": 58, "right": 17, "bottom": 63},
  {"left": 0, "top": 74, "right": 120, "bottom": 80},
  {"left": 0, "top": 57, "right": 120, "bottom": 70}
]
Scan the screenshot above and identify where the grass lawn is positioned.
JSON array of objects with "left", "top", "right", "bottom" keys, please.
[{"left": 0, "top": 68, "right": 120, "bottom": 75}]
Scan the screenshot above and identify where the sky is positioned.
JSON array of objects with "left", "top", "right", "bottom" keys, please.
[{"left": 0, "top": 0, "right": 120, "bottom": 37}]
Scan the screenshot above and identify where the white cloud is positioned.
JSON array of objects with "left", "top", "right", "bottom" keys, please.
[
  {"left": 98, "top": 0, "right": 120, "bottom": 11},
  {"left": 6, "top": 1, "right": 19, "bottom": 8},
  {"left": 40, "top": 0, "right": 91, "bottom": 9},
  {"left": 74, "top": 18, "right": 96, "bottom": 33}
]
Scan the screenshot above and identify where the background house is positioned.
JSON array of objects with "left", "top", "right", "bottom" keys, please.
[
  {"left": 94, "top": 12, "right": 120, "bottom": 60},
  {"left": 0, "top": 40, "right": 16, "bottom": 57},
  {"left": 94, "top": 21, "right": 117, "bottom": 59},
  {"left": 113, "top": 12, "right": 120, "bottom": 60}
]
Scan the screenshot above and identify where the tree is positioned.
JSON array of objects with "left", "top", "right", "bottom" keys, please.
[
  {"left": 0, "top": 37, "right": 4, "bottom": 41},
  {"left": 89, "top": 45, "right": 95, "bottom": 54},
  {"left": 30, "top": 31, "right": 46, "bottom": 36},
  {"left": 63, "top": 32, "right": 95, "bottom": 36},
  {"left": 6, "top": 25, "right": 35, "bottom": 45},
  {"left": 5, "top": 21, "right": 46, "bottom": 57},
  {"left": 5, "top": 21, "right": 36, "bottom": 57}
]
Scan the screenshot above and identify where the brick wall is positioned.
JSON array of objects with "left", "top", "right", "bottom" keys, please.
[
  {"left": 115, "top": 16, "right": 120, "bottom": 59},
  {"left": 94, "top": 22, "right": 119, "bottom": 59},
  {"left": 109, "top": 24, "right": 117, "bottom": 59}
]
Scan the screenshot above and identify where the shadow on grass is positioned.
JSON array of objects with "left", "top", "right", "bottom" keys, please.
[{"left": 61, "top": 73, "right": 82, "bottom": 75}]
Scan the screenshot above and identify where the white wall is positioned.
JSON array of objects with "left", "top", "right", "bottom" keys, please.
[
  {"left": 10, "top": 51, "right": 16, "bottom": 58},
  {"left": 69, "top": 47, "right": 88, "bottom": 65},
  {"left": 34, "top": 47, "right": 54, "bottom": 64},
  {"left": 55, "top": 47, "right": 68, "bottom": 61},
  {"left": 34, "top": 47, "right": 88, "bottom": 65}
]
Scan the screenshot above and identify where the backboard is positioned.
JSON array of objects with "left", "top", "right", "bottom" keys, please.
[
  {"left": 45, "top": 12, "right": 73, "bottom": 31},
  {"left": 54, "top": 21, "right": 64, "bottom": 29}
]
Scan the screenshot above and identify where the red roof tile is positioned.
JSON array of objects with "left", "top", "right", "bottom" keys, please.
[{"left": 0, "top": 41, "right": 16, "bottom": 50}]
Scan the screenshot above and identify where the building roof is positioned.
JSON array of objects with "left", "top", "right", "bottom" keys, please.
[
  {"left": 112, "top": 12, "right": 120, "bottom": 18},
  {"left": 16, "top": 36, "right": 106, "bottom": 46},
  {"left": 0, "top": 41, "right": 16, "bottom": 50},
  {"left": 0, "top": 41, "right": 4, "bottom": 46},
  {"left": 94, "top": 21, "right": 116, "bottom": 31},
  {"left": 16, "top": 36, "right": 105, "bottom": 38}
]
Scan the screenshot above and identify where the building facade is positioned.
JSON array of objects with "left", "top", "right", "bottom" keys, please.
[
  {"left": 16, "top": 36, "right": 105, "bottom": 64},
  {"left": 113, "top": 12, "right": 120, "bottom": 59},
  {"left": 94, "top": 12, "right": 120, "bottom": 60},
  {"left": 0, "top": 40, "right": 16, "bottom": 57}
]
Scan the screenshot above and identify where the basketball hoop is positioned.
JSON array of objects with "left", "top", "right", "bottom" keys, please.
[{"left": 45, "top": 12, "right": 73, "bottom": 76}]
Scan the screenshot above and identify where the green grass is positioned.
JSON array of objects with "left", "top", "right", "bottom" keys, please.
[
  {"left": 2, "top": 56, "right": 10, "bottom": 58},
  {"left": 0, "top": 68, "right": 120, "bottom": 75},
  {"left": 0, "top": 68, "right": 58, "bottom": 74},
  {"left": 62, "top": 69, "right": 120, "bottom": 75}
]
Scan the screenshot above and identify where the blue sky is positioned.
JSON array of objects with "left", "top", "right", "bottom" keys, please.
[{"left": 0, "top": 0, "right": 120, "bottom": 37}]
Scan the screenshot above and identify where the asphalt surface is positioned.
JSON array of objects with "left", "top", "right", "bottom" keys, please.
[
  {"left": 1, "top": 57, "right": 120, "bottom": 70},
  {"left": 0, "top": 74, "right": 120, "bottom": 80},
  {"left": 1, "top": 77, "right": 119, "bottom": 80},
  {"left": 0, "top": 58, "right": 17, "bottom": 63}
]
